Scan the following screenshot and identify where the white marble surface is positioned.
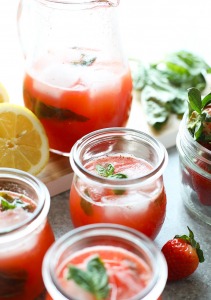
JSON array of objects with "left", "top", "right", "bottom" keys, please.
[{"left": 46, "top": 146, "right": 211, "bottom": 300}]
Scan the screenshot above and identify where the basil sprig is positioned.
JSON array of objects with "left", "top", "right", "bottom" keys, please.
[
  {"left": 130, "top": 50, "right": 211, "bottom": 130},
  {"left": 67, "top": 256, "right": 110, "bottom": 300},
  {"left": 0, "top": 192, "right": 34, "bottom": 212},
  {"left": 96, "top": 163, "right": 127, "bottom": 179},
  {"left": 187, "top": 87, "right": 211, "bottom": 141}
]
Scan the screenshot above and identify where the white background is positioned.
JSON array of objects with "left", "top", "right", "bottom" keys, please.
[{"left": 1, "top": 0, "right": 211, "bottom": 105}]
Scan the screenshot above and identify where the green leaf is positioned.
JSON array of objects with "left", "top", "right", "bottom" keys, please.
[
  {"left": 34, "top": 101, "right": 89, "bottom": 121},
  {"left": 175, "top": 226, "right": 205, "bottom": 263},
  {"left": 129, "top": 59, "right": 148, "bottom": 91},
  {"left": 71, "top": 52, "right": 97, "bottom": 66},
  {"left": 67, "top": 257, "right": 110, "bottom": 300},
  {"left": 108, "top": 173, "right": 127, "bottom": 179},
  {"left": 0, "top": 194, "right": 33, "bottom": 212},
  {"left": 96, "top": 164, "right": 115, "bottom": 177},
  {"left": 96, "top": 163, "right": 127, "bottom": 179},
  {"left": 0, "top": 198, "right": 16, "bottom": 210},
  {"left": 201, "top": 92, "right": 211, "bottom": 109},
  {"left": 187, "top": 88, "right": 202, "bottom": 113},
  {"left": 80, "top": 196, "right": 93, "bottom": 216},
  {"left": 141, "top": 87, "right": 170, "bottom": 129},
  {"left": 169, "top": 96, "right": 188, "bottom": 115},
  {"left": 23, "top": 90, "right": 90, "bottom": 122},
  {"left": 193, "top": 119, "right": 203, "bottom": 140}
]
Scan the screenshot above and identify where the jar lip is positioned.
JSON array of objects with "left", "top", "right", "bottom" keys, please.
[
  {"left": 0, "top": 168, "right": 50, "bottom": 243},
  {"left": 70, "top": 127, "right": 168, "bottom": 187},
  {"left": 43, "top": 224, "right": 167, "bottom": 300}
]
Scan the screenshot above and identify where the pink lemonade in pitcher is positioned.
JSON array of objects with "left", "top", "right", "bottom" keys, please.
[
  {"left": 23, "top": 56, "right": 132, "bottom": 154},
  {"left": 70, "top": 154, "right": 167, "bottom": 239}
]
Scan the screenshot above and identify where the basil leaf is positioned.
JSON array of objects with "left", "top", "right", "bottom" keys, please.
[
  {"left": 67, "top": 257, "right": 109, "bottom": 300},
  {"left": 96, "top": 163, "right": 127, "bottom": 180},
  {"left": 130, "top": 50, "right": 210, "bottom": 130},
  {"left": 113, "top": 189, "right": 126, "bottom": 195},
  {"left": 80, "top": 197, "right": 93, "bottom": 216},
  {"left": 193, "top": 119, "right": 203, "bottom": 140},
  {"left": 0, "top": 195, "right": 34, "bottom": 212},
  {"left": 0, "top": 198, "right": 16, "bottom": 210},
  {"left": 105, "top": 164, "right": 115, "bottom": 177},
  {"left": 0, "top": 192, "right": 13, "bottom": 201},
  {"left": 108, "top": 173, "right": 127, "bottom": 179},
  {"left": 202, "top": 92, "right": 211, "bottom": 109},
  {"left": 71, "top": 52, "right": 96, "bottom": 66},
  {"left": 34, "top": 101, "right": 89, "bottom": 121},
  {"left": 129, "top": 59, "right": 148, "bottom": 91},
  {"left": 188, "top": 87, "right": 202, "bottom": 113},
  {"left": 96, "top": 164, "right": 115, "bottom": 177},
  {"left": 23, "top": 90, "right": 89, "bottom": 122}
]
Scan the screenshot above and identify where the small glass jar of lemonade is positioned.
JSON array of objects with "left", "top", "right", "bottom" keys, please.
[
  {"left": 69, "top": 128, "right": 168, "bottom": 239},
  {"left": 42, "top": 224, "right": 167, "bottom": 300},
  {"left": 17, "top": 0, "right": 133, "bottom": 156},
  {"left": 176, "top": 112, "right": 211, "bottom": 225},
  {"left": 0, "top": 168, "right": 55, "bottom": 300}
]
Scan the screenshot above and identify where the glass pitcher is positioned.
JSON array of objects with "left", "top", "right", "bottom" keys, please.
[{"left": 17, "top": 0, "right": 133, "bottom": 156}]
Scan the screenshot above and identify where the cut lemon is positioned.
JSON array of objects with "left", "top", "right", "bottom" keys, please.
[
  {"left": 0, "top": 103, "right": 49, "bottom": 175},
  {"left": 0, "top": 82, "right": 9, "bottom": 103}
]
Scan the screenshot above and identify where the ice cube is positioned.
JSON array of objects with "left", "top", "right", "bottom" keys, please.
[{"left": 33, "top": 63, "right": 83, "bottom": 98}]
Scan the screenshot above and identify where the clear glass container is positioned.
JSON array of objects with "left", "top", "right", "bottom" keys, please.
[
  {"left": 17, "top": 0, "right": 133, "bottom": 156},
  {"left": 0, "top": 168, "right": 55, "bottom": 300},
  {"left": 69, "top": 128, "right": 168, "bottom": 239},
  {"left": 42, "top": 224, "right": 167, "bottom": 300},
  {"left": 176, "top": 112, "right": 211, "bottom": 225}
]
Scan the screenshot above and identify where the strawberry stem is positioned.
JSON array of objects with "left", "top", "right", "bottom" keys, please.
[{"left": 174, "top": 226, "right": 205, "bottom": 263}]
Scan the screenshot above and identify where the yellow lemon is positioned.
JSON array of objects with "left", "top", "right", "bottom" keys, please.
[
  {"left": 0, "top": 103, "right": 49, "bottom": 175},
  {"left": 0, "top": 82, "right": 9, "bottom": 103}
]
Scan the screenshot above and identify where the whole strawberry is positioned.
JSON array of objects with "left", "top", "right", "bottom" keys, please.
[{"left": 161, "top": 227, "right": 204, "bottom": 281}]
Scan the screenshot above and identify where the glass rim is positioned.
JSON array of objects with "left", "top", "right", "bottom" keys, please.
[
  {"left": 42, "top": 223, "right": 167, "bottom": 300},
  {"left": 33, "top": 0, "right": 120, "bottom": 9},
  {"left": 0, "top": 167, "right": 50, "bottom": 243},
  {"left": 70, "top": 127, "right": 168, "bottom": 188}
]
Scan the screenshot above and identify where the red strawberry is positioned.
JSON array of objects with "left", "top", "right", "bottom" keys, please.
[
  {"left": 191, "top": 160, "right": 211, "bottom": 206},
  {"left": 161, "top": 227, "right": 204, "bottom": 281}
]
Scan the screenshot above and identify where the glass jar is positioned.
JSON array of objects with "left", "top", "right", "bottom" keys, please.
[
  {"left": 17, "top": 0, "right": 133, "bottom": 156},
  {"left": 176, "top": 112, "right": 211, "bottom": 225},
  {"left": 69, "top": 128, "right": 168, "bottom": 239},
  {"left": 0, "top": 168, "right": 55, "bottom": 300},
  {"left": 42, "top": 224, "right": 167, "bottom": 300}
]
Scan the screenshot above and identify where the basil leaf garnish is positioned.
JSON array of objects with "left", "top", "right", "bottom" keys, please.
[
  {"left": 67, "top": 256, "right": 110, "bottom": 300},
  {"left": 96, "top": 163, "right": 127, "bottom": 179},
  {"left": 0, "top": 193, "right": 34, "bottom": 212}
]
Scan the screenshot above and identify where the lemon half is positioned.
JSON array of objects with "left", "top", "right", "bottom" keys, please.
[{"left": 0, "top": 103, "right": 49, "bottom": 175}]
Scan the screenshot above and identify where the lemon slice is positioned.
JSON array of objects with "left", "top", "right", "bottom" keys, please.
[
  {"left": 0, "top": 82, "right": 9, "bottom": 103},
  {"left": 0, "top": 103, "right": 49, "bottom": 175}
]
